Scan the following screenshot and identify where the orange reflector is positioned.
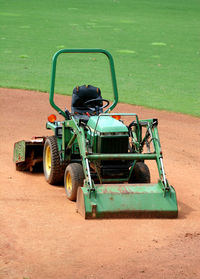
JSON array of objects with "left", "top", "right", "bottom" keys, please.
[
  {"left": 112, "top": 115, "right": 121, "bottom": 120},
  {"left": 48, "top": 114, "right": 57, "bottom": 123}
]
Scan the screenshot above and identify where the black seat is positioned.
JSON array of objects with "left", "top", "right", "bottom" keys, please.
[{"left": 71, "top": 85, "right": 103, "bottom": 115}]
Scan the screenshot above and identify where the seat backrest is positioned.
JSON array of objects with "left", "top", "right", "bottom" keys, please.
[{"left": 71, "top": 85, "right": 102, "bottom": 114}]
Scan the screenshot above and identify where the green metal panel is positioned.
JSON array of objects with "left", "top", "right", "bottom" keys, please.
[
  {"left": 13, "top": 140, "right": 26, "bottom": 163},
  {"left": 46, "top": 121, "right": 58, "bottom": 131},
  {"left": 49, "top": 48, "right": 119, "bottom": 118},
  {"left": 76, "top": 182, "right": 178, "bottom": 219},
  {"left": 46, "top": 120, "right": 81, "bottom": 161},
  {"left": 87, "top": 116, "right": 128, "bottom": 133}
]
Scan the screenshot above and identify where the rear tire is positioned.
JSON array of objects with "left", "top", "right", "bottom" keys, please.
[
  {"left": 129, "top": 162, "right": 150, "bottom": 183},
  {"left": 64, "top": 163, "right": 84, "bottom": 201},
  {"left": 43, "top": 136, "right": 65, "bottom": 185}
]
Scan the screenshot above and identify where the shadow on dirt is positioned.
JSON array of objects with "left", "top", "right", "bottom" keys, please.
[{"left": 177, "top": 201, "right": 194, "bottom": 219}]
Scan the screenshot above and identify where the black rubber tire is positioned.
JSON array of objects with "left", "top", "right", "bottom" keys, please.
[
  {"left": 43, "top": 136, "right": 65, "bottom": 185},
  {"left": 64, "top": 163, "right": 84, "bottom": 201},
  {"left": 129, "top": 162, "right": 151, "bottom": 184}
]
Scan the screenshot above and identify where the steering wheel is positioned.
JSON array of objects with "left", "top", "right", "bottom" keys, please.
[{"left": 83, "top": 98, "right": 110, "bottom": 113}]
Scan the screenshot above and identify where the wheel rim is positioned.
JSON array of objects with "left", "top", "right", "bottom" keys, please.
[
  {"left": 45, "top": 145, "right": 51, "bottom": 176},
  {"left": 66, "top": 171, "right": 72, "bottom": 194}
]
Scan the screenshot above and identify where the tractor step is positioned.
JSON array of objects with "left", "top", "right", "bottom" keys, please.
[{"left": 76, "top": 182, "right": 178, "bottom": 219}]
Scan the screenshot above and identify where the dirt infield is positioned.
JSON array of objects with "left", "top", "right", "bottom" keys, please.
[{"left": 0, "top": 88, "right": 200, "bottom": 279}]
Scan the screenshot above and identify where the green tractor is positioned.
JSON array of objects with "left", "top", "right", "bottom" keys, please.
[{"left": 13, "top": 48, "right": 178, "bottom": 219}]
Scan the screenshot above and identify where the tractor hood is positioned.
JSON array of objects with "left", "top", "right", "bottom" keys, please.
[{"left": 87, "top": 116, "right": 128, "bottom": 133}]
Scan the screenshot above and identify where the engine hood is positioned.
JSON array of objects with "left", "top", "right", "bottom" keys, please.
[{"left": 87, "top": 116, "right": 128, "bottom": 133}]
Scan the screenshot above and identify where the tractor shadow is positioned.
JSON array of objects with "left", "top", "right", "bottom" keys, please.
[{"left": 177, "top": 201, "right": 194, "bottom": 219}]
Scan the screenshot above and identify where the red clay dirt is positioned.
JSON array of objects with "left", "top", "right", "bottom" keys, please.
[{"left": 0, "top": 88, "right": 200, "bottom": 279}]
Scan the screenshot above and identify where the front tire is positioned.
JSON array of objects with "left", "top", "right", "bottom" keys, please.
[
  {"left": 64, "top": 163, "right": 84, "bottom": 201},
  {"left": 43, "top": 136, "right": 65, "bottom": 185},
  {"left": 129, "top": 162, "right": 150, "bottom": 183}
]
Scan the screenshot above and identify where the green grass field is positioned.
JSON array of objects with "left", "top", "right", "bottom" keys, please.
[{"left": 1, "top": 0, "right": 200, "bottom": 116}]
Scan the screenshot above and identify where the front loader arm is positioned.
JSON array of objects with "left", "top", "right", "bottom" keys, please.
[
  {"left": 64, "top": 117, "right": 94, "bottom": 190},
  {"left": 150, "top": 123, "right": 170, "bottom": 192},
  {"left": 129, "top": 118, "right": 171, "bottom": 193}
]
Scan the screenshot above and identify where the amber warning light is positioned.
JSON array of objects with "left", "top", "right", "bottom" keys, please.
[
  {"left": 112, "top": 115, "right": 121, "bottom": 121},
  {"left": 48, "top": 114, "right": 57, "bottom": 123}
]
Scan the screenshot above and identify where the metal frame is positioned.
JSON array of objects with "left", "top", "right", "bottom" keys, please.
[{"left": 49, "top": 48, "right": 119, "bottom": 118}]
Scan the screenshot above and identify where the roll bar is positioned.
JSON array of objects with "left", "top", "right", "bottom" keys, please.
[{"left": 49, "top": 48, "right": 119, "bottom": 118}]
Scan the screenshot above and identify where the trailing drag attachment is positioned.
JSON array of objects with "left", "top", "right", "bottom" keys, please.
[
  {"left": 13, "top": 48, "right": 178, "bottom": 219},
  {"left": 13, "top": 137, "right": 45, "bottom": 172}
]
